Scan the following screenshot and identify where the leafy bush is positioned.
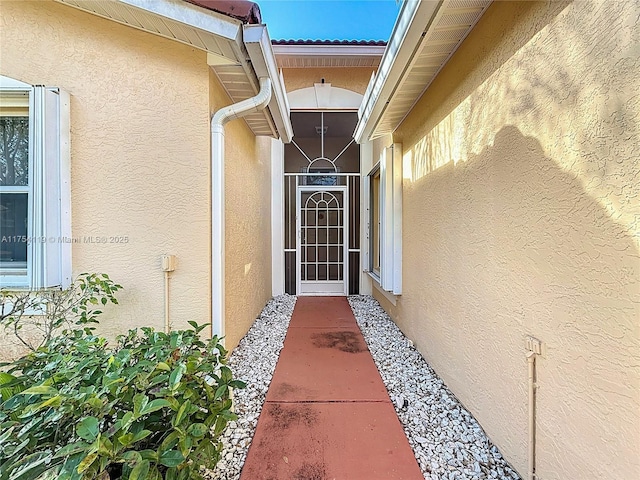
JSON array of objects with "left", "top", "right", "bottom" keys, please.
[
  {"left": 0, "top": 273, "right": 122, "bottom": 351},
  {"left": 0, "top": 323, "right": 245, "bottom": 480}
]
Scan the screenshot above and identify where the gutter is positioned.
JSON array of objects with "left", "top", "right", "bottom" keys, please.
[
  {"left": 243, "top": 24, "right": 294, "bottom": 143},
  {"left": 354, "top": 0, "right": 491, "bottom": 143},
  {"left": 354, "top": 0, "right": 441, "bottom": 143},
  {"left": 211, "top": 77, "right": 273, "bottom": 341}
]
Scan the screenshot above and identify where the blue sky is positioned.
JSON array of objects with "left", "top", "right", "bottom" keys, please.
[{"left": 258, "top": 1, "right": 401, "bottom": 41}]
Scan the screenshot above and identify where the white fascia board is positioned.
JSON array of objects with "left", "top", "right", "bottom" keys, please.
[
  {"left": 121, "top": 0, "right": 242, "bottom": 41},
  {"left": 272, "top": 44, "right": 386, "bottom": 58},
  {"left": 243, "top": 24, "right": 294, "bottom": 143},
  {"left": 354, "top": 0, "right": 442, "bottom": 144}
]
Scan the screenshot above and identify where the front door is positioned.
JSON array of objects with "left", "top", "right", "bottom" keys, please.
[{"left": 296, "top": 186, "right": 348, "bottom": 295}]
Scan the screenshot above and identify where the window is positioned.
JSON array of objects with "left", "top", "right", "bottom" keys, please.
[
  {"left": 302, "top": 167, "right": 341, "bottom": 186},
  {"left": 367, "top": 144, "right": 402, "bottom": 294},
  {"left": 0, "top": 75, "right": 71, "bottom": 289}
]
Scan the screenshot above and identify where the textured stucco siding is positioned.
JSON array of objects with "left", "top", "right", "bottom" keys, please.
[
  {"left": 0, "top": 0, "right": 211, "bottom": 342},
  {"left": 209, "top": 73, "right": 273, "bottom": 350},
  {"left": 378, "top": 1, "right": 640, "bottom": 479}
]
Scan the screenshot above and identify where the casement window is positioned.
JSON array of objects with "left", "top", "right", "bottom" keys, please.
[
  {"left": 367, "top": 143, "right": 402, "bottom": 294},
  {"left": 0, "top": 75, "right": 71, "bottom": 289}
]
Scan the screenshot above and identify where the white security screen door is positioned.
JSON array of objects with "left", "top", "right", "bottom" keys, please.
[{"left": 296, "top": 186, "right": 348, "bottom": 295}]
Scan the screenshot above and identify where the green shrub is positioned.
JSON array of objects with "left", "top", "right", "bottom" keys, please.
[
  {"left": 0, "top": 273, "right": 122, "bottom": 352},
  {"left": 0, "top": 323, "right": 245, "bottom": 480}
]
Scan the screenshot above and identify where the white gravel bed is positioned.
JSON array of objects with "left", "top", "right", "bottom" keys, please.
[
  {"left": 206, "top": 293, "right": 519, "bottom": 480},
  {"left": 348, "top": 295, "right": 521, "bottom": 480},
  {"left": 205, "top": 294, "right": 297, "bottom": 480}
]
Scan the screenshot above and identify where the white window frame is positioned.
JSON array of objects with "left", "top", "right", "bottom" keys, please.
[
  {"left": 368, "top": 164, "right": 381, "bottom": 280},
  {"left": 366, "top": 143, "right": 402, "bottom": 295},
  {"left": 0, "top": 75, "right": 71, "bottom": 290}
]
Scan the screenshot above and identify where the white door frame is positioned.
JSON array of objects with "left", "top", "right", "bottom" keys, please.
[
  {"left": 270, "top": 138, "right": 285, "bottom": 296},
  {"left": 296, "top": 185, "right": 349, "bottom": 296}
]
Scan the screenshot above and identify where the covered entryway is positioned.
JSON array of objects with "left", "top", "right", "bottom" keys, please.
[{"left": 283, "top": 111, "right": 361, "bottom": 295}]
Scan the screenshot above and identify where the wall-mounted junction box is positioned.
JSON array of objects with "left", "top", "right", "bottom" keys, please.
[
  {"left": 526, "top": 336, "right": 543, "bottom": 355},
  {"left": 162, "top": 255, "right": 176, "bottom": 272}
]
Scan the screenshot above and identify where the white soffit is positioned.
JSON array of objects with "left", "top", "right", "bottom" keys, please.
[
  {"left": 56, "top": 0, "right": 241, "bottom": 63},
  {"left": 273, "top": 44, "right": 386, "bottom": 69},
  {"left": 356, "top": 0, "right": 492, "bottom": 142}
]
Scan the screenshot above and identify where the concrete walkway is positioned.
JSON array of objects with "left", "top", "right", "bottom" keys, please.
[{"left": 240, "top": 297, "right": 423, "bottom": 480}]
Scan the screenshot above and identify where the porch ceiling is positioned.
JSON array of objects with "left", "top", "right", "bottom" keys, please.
[
  {"left": 55, "top": 0, "right": 283, "bottom": 139},
  {"left": 356, "top": 0, "right": 492, "bottom": 142}
]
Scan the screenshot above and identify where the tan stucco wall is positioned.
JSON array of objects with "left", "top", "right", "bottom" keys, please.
[
  {"left": 0, "top": 0, "right": 211, "bottom": 340},
  {"left": 1, "top": 0, "right": 273, "bottom": 353},
  {"left": 378, "top": 1, "right": 640, "bottom": 479},
  {"left": 281, "top": 67, "right": 375, "bottom": 95},
  {"left": 209, "top": 73, "right": 273, "bottom": 350}
]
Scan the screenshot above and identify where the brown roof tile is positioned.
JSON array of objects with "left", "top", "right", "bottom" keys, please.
[
  {"left": 272, "top": 39, "right": 387, "bottom": 46},
  {"left": 185, "top": 0, "right": 262, "bottom": 24}
]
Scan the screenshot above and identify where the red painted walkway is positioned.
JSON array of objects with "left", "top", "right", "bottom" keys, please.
[{"left": 240, "top": 297, "right": 423, "bottom": 480}]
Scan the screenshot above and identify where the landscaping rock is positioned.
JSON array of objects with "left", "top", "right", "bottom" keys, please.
[
  {"left": 206, "top": 294, "right": 521, "bottom": 480},
  {"left": 348, "top": 295, "right": 521, "bottom": 480},
  {"left": 204, "top": 294, "right": 296, "bottom": 480}
]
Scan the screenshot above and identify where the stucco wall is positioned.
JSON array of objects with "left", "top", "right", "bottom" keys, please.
[
  {"left": 209, "top": 73, "right": 273, "bottom": 350},
  {"left": 281, "top": 67, "right": 375, "bottom": 95},
  {"left": 0, "top": 0, "right": 212, "bottom": 343},
  {"left": 378, "top": 1, "right": 639, "bottom": 479},
  {"left": 0, "top": 1, "right": 273, "bottom": 353}
]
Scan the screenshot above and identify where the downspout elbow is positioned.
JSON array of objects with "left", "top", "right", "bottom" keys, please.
[{"left": 212, "top": 77, "right": 272, "bottom": 128}]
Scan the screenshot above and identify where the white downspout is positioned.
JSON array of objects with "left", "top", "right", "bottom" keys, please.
[
  {"left": 210, "top": 76, "right": 272, "bottom": 342},
  {"left": 527, "top": 350, "right": 538, "bottom": 480},
  {"left": 164, "top": 270, "right": 170, "bottom": 333}
]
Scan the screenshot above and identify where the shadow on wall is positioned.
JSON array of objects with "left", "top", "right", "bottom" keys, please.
[
  {"left": 401, "top": 0, "right": 638, "bottom": 240},
  {"left": 397, "top": 0, "right": 574, "bottom": 150},
  {"left": 401, "top": 124, "right": 639, "bottom": 477}
]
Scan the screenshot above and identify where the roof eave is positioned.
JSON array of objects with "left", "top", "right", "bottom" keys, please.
[
  {"left": 355, "top": 0, "right": 492, "bottom": 143},
  {"left": 272, "top": 44, "right": 386, "bottom": 58},
  {"left": 355, "top": 0, "right": 442, "bottom": 144},
  {"left": 55, "top": 0, "right": 291, "bottom": 141},
  {"left": 243, "top": 24, "right": 294, "bottom": 143},
  {"left": 56, "top": 0, "right": 243, "bottom": 63},
  {"left": 273, "top": 43, "right": 386, "bottom": 69},
  {"left": 121, "top": 0, "right": 242, "bottom": 39}
]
